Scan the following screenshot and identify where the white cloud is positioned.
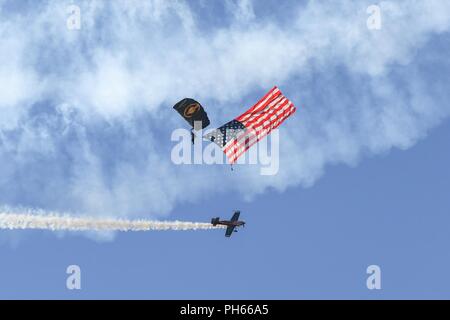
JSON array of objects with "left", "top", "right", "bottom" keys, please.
[{"left": 0, "top": 0, "right": 449, "bottom": 222}]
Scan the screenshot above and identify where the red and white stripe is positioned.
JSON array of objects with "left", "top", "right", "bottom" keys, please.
[{"left": 223, "top": 86, "right": 296, "bottom": 164}]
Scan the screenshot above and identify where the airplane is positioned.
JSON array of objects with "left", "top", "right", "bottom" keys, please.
[{"left": 211, "top": 210, "right": 245, "bottom": 237}]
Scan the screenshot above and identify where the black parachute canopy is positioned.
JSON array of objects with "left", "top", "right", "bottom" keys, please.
[{"left": 173, "top": 98, "right": 210, "bottom": 130}]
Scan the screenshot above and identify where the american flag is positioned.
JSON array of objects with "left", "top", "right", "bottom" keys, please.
[{"left": 204, "top": 86, "right": 296, "bottom": 164}]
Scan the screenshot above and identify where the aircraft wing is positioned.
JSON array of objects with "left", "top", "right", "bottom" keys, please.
[
  {"left": 231, "top": 211, "right": 240, "bottom": 222},
  {"left": 225, "top": 226, "right": 236, "bottom": 237}
]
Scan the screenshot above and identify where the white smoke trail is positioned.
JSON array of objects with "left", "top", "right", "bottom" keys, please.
[{"left": 0, "top": 209, "right": 223, "bottom": 232}]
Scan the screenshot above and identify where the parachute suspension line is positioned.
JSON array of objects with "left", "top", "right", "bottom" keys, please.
[{"left": 191, "top": 129, "right": 196, "bottom": 144}]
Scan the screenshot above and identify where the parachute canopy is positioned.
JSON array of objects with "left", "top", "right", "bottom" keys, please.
[{"left": 173, "top": 98, "right": 210, "bottom": 130}]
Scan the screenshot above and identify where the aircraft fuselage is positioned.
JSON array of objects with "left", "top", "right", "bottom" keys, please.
[{"left": 215, "top": 220, "right": 245, "bottom": 227}]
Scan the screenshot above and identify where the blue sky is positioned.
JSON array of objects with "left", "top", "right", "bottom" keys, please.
[
  {"left": 0, "top": 0, "right": 450, "bottom": 299},
  {"left": 1, "top": 119, "right": 449, "bottom": 299}
]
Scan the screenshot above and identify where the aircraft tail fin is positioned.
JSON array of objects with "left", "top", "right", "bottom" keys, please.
[{"left": 211, "top": 217, "right": 220, "bottom": 226}]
